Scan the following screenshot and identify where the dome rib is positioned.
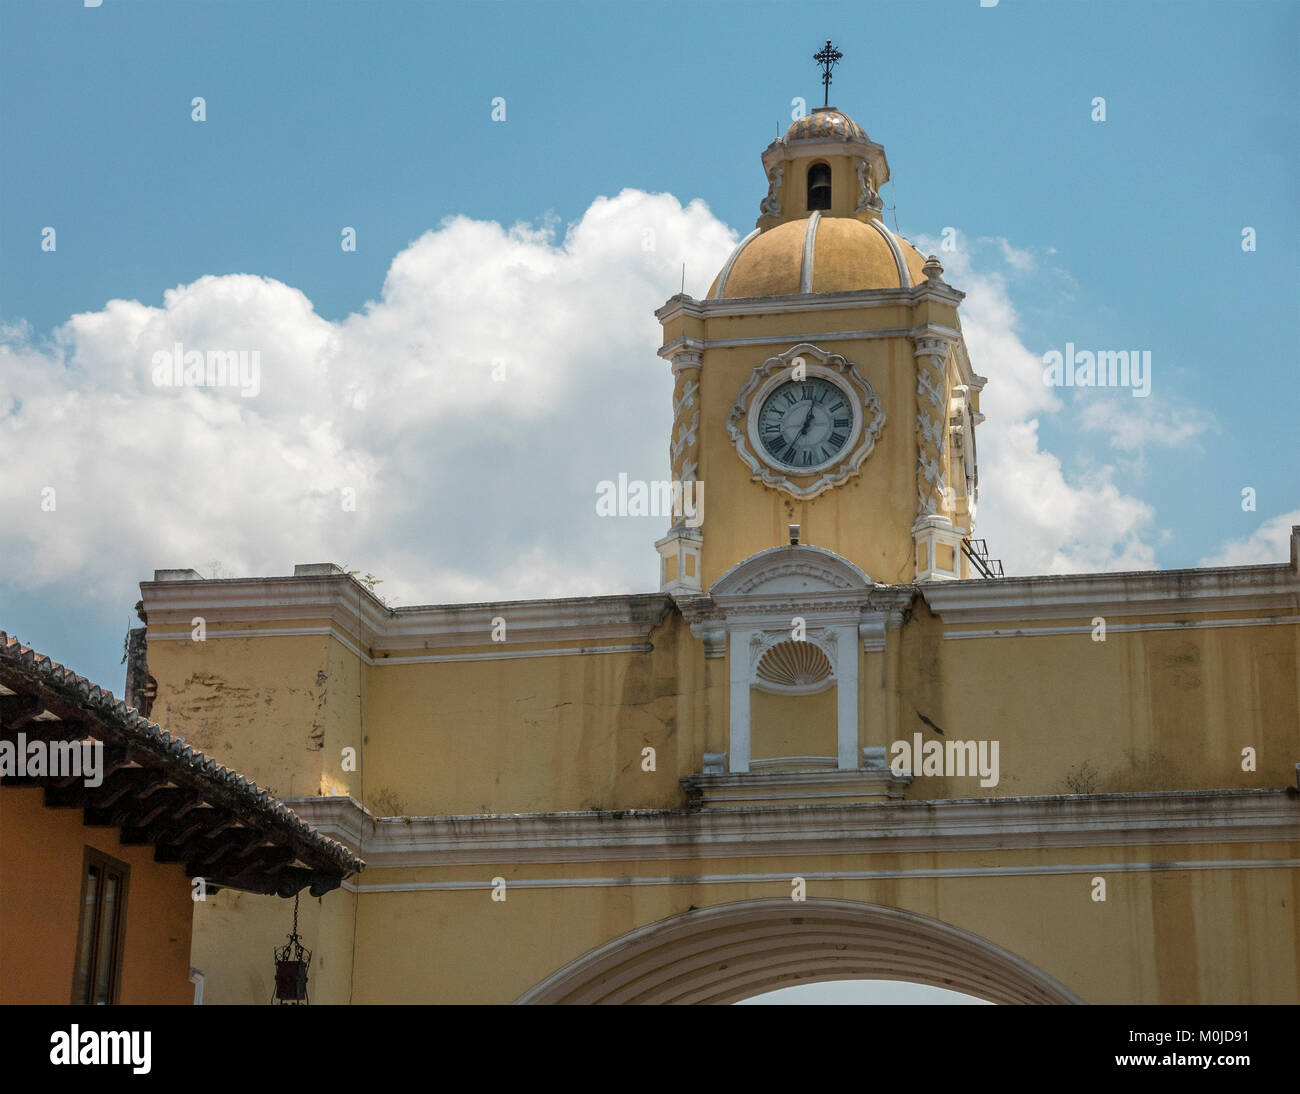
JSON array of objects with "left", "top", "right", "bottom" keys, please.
[
  {"left": 712, "top": 228, "right": 761, "bottom": 300},
  {"left": 799, "top": 212, "right": 821, "bottom": 294},
  {"left": 868, "top": 218, "right": 912, "bottom": 289}
]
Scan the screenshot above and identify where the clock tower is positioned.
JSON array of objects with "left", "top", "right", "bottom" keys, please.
[{"left": 654, "top": 96, "right": 986, "bottom": 594}]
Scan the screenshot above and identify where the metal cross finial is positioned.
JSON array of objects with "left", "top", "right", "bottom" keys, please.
[{"left": 813, "top": 40, "right": 843, "bottom": 108}]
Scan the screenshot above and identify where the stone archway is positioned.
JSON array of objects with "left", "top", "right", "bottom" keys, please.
[{"left": 516, "top": 898, "right": 1082, "bottom": 1005}]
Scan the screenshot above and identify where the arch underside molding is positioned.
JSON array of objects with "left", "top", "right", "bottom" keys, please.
[{"left": 516, "top": 898, "right": 1081, "bottom": 1005}]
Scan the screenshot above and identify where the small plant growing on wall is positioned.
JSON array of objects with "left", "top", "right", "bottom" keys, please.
[{"left": 342, "top": 564, "right": 389, "bottom": 605}]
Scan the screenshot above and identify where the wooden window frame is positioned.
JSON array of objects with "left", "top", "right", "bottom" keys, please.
[{"left": 71, "top": 846, "right": 130, "bottom": 1005}]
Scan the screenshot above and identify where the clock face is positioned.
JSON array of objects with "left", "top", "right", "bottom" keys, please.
[{"left": 757, "top": 377, "right": 855, "bottom": 470}]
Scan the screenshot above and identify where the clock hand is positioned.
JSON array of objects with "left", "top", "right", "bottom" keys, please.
[{"left": 798, "top": 400, "right": 817, "bottom": 436}]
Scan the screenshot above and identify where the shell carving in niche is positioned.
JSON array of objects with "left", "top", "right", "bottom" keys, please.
[{"left": 756, "top": 640, "right": 833, "bottom": 689}]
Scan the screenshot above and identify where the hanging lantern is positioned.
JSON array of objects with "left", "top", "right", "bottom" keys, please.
[{"left": 272, "top": 893, "right": 311, "bottom": 1004}]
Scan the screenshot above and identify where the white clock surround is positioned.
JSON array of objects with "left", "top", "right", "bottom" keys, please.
[
  {"left": 755, "top": 374, "right": 855, "bottom": 473},
  {"left": 727, "top": 343, "right": 885, "bottom": 499}
]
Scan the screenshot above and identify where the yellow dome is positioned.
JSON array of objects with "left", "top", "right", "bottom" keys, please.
[{"left": 709, "top": 215, "right": 928, "bottom": 299}]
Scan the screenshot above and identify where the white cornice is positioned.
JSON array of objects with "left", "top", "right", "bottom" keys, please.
[
  {"left": 283, "top": 789, "right": 1300, "bottom": 870},
  {"left": 140, "top": 577, "right": 673, "bottom": 654},
  {"left": 681, "top": 768, "right": 911, "bottom": 807},
  {"left": 921, "top": 564, "right": 1300, "bottom": 624},
  {"left": 146, "top": 628, "right": 655, "bottom": 666},
  {"left": 677, "top": 584, "right": 913, "bottom": 631},
  {"left": 944, "top": 615, "right": 1300, "bottom": 642},
  {"left": 659, "top": 326, "right": 968, "bottom": 368},
  {"left": 656, "top": 283, "right": 965, "bottom": 327},
  {"left": 678, "top": 329, "right": 917, "bottom": 351},
  {"left": 350, "top": 857, "right": 1300, "bottom": 894},
  {"left": 656, "top": 336, "right": 706, "bottom": 364},
  {"left": 910, "top": 322, "right": 962, "bottom": 354}
]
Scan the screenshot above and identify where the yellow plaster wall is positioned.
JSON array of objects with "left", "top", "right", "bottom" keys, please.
[
  {"left": 146, "top": 632, "right": 336, "bottom": 800},
  {"left": 696, "top": 334, "right": 918, "bottom": 588},
  {"left": 145, "top": 609, "right": 1299, "bottom": 824},
  {"left": 895, "top": 602, "right": 1300, "bottom": 797},
  {"left": 320, "top": 635, "right": 365, "bottom": 800},
  {"left": 151, "top": 591, "right": 1298, "bottom": 1006},
  {"left": 750, "top": 687, "right": 837, "bottom": 760},
  {"left": 189, "top": 885, "right": 356, "bottom": 1005},
  {"left": 361, "top": 622, "right": 713, "bottom": 817},
  {"left": 679, "top": 291, "right": 964, "bottom": 590},
  {"left": 344, "top": 840, "right": 1300, "bottom": 1004}
]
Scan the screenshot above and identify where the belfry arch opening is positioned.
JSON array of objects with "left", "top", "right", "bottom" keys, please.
[
  {"left": 516, "top": 898, "right": 1082, "bottom": 1005},
  {"left": 807, "top": 161, "right": 832, "bottom": 210}
]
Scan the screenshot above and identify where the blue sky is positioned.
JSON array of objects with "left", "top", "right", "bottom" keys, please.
[
  {"left": 2, "top": 0, "right": 1296, "bottom": 701},
  {"left": 1, "top": 0, "right": 1296, "bottom": 1010}
]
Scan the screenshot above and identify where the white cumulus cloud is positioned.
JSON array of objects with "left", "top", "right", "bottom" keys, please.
[
  {"left": 0, "top": 191, "right": 735, "bottom": 606},
  {"left": 916, "top": 234, "right": 1160, "bottom": 573},
  {"left": 2, "top": 197, "right": 1182, "bottom": 614},
  {"left": 1198, "top": 511, "right": 1299, "bottom": 567},
  {"left": 1077, "top": 398, "right": 1214, "bottom": 454}
]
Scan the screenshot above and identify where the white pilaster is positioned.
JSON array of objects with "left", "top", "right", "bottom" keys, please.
[
  {"left": 728, "top": 628, "right": 754, "bottom": 773},
  {"left": 833, "top": 625, "right": 858, "bottom": 770}
]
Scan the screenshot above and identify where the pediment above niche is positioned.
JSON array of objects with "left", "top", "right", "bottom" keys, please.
[
  {"left": 712, "top": 546, "right": 872, "bottom": 599},
  {"left": 733, "top": 565, "right": 851, "bottom": 595}
]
